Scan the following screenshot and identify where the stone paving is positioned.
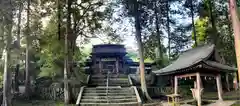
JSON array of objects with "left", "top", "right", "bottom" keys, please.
[
  {"left": 206, "top": 100, "right": 236, "bottom": 106},
  {"left": 162, "top": 100, "right": 236, "bottom": 106}
]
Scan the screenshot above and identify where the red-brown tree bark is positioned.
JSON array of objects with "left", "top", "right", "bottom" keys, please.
[{"left": 229, "top": 0, "right": 240, "bottom": 83}]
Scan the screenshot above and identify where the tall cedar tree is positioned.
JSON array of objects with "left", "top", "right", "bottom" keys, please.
[
  {"left": 2, "top": 0, "right": 13, "bottom": 105},
  {"left": 133, "top": 0, "right": 152, "bottom": 101},
  {"left": 25, "top": 0, "right": 31, "bottom": 97},
  {"left": 64, "top": 0, "right": 72, "bottom": 104},
  {"left": 15, "top": 0, "right": 23, "bottom": 92},
  {"left": 229, "top": 0, "right": 240, "bottom": 84}
]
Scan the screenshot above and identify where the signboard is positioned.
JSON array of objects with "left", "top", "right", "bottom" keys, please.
[
  {"left": 101, "top": 58, "right": 116, "bottom": 61},
  {"left": 129, "top": 66, "right": 151, "bottom": 69}
]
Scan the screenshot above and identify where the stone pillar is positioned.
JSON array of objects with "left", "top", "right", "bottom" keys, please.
[
  {"left": 174, "top": 76, "right": 178, "bottom": 94},
  {"left": 196, "top": 72, "right": 202, "bottom": 106},
  {"left": 115, "top": 58, "right": 119, "bottom": 73},
  {"left": 216, "top": 74, "right": 223, "bottom": 101},
  {"left": 226, "top": 73, "right": 230, "bottom": 91}
]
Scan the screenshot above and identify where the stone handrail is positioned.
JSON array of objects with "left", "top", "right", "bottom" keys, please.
[
  {"left": 86, "top": 75, "right": 90, "bottom": 84},
  {"left": 76, "top": 86, "right": 85, "bottom": 105},
  {"left": 128, "top": 75, "right": 133, "bottom": 86},
  {"left": 133, "top": 86, "right": 142, "bottom": 105}
]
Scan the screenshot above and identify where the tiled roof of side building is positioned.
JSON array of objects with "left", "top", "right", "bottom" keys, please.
[{"left": 153, "top": 44, "right": 237, "bottom": 75}]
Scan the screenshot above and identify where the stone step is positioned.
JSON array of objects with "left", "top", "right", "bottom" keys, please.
[
  {"left": 91, "top": 75, "right": 128, "bottom": 79},
  {"left": 91, "top": 79, "right": 129, "bottom": 82},
  {"left": 90, "top": 82, "right": 129, "bottom": 84},
  {"left": 95, "top": 86, "right": 122, "bottom": 89},
  {"left": 81, "top": 96, "right": 136, "bottom": 99},
  {"left": 90, "top": 82, "right": 129, "bottom": 85},
  {"left": 91, "top": 81, "right": 129, "bottom": 83},
  {"left": 76, "top": 86, "right": 140, "bottom": 106},
  {"left": 83, "top": 91, "right": 134, "bottom": 94},
  {"left": 91, "top": 78, "right": 128, "bottom": 80},
  {"left": 91, "top": 81, "right": 129, "bottom": 84},
  {"left": 80, "top": 98, "right": 137, "bottom": 103},
  {"left": 84, "top": 88, "right": 132, "bottom": 90},
  {"left": 89, "top": 84, "right": 130, "bottom": 86},
  {"left": 83, "top": 92, "right": 135, "bottom": 96},
  {"left": 84, "top": 89, "right": 134, "bottom": 93},
  {"left": 79, "top": 102, "right": 139, "bottom": 106},
  {"left": 84, "top": 87, "right": 123, "bottom": 90}
]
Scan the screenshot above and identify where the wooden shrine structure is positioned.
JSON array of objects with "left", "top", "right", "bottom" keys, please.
[
  {"left": 153, "top": 44, "right": 237, "bottom": 106},
  {"left": 76, "top": 44, "right": 152, "bottom": 105},
  {"left": 83, "top": 44, "right": 152, "bottom": 74}
]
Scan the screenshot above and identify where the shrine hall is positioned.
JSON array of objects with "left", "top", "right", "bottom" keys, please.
[{"left": 153, "top": 44, "right": 237, "bottom": 106}]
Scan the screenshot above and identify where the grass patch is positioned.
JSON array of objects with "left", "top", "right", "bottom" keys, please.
[
  {"left": 187, "top": 100, "right": 214, "bottom": 105},
  {"left": 231, "top": 101, "right": 240, "bottom": 106},
  {"left": 202, "top": 90, "right": 240, "bottom": 100},
  {"left": 13, "top": 100, "right": 75, "bottom": 106}
]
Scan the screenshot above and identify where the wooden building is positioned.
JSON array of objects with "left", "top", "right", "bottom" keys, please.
[
  {"left": 84, "top": 44, "right": 152, "bottom": 74},
  {"left": 153, "top": 44, "right": 237, "bottom": 106}
]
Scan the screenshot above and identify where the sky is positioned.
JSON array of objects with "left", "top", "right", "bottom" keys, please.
[
  {"left": 42, "top": 0, "right": 193, "bottom": 53},
  {"left": 81, "top": 2, "right": 193, "bottom": 53}
]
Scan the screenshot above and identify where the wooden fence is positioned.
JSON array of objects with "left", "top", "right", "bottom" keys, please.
[
  {"left": 36, "top": 87, "right": 81, "bottom": 100},
  {"left": 137, "top": 86, "right": 191, "bottom": 98},
  {"left": 36, "top": 86, "right": 191, "bottom": 100},
  {"left": 147, "top": 87, "right": 174, "bottom": 95}
]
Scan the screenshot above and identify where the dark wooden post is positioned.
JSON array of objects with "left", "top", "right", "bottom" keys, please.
[
  {"left": 170, "top": 76, "right": 174, "bottom": 88},
  {"left": 226, "top": 73, "right": 230, "bottom": 91},
  {"left": 99, "top": 58, "right": 102, "bottom": 73},
  {"left": 196, "top": 72, "right": 202, "bottom": 106},
  {"left": 194, "top": 81, "right": 197, "bottom": 88},
  {"left": 116, "top": 58, "right": 119, "bottom": 73},
  {"left": 174, "top": 75, "right": 178, "bottom": 94},
  {"left": 216, "top": 74, "right": 223, "bottom": 100}
]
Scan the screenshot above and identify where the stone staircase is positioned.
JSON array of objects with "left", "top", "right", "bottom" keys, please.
[
  {"left": 76, "top": 74, "right": 141, "bottom": 106},
  {"left": 89, "top": 74, "right": 130, "bottom": 87}
]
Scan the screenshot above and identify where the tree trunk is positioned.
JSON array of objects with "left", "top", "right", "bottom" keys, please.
[
  {"left": 154, "top": 2, "right": 163, "bottom": 62},
  {"left": 133, "top": 0, "right": 152, "bottom": 101},
  {"left": 3, "top": 0, "right": 13, "bottom": 105},
  {"left": 58, "top": 0, "right": 61, "bottom": 40},
  {"left": 229, "top": 0, "right": 240, "bottom": 85},
  {"left": 14, "top": 1, "right": 23, "bottom": 92},
  {"left": 166, "top": 0, "right": 171, "bottom": 60},
  {"left": 64, "top": 0, "right": 72, "bottom": 104},
  {"left": 24, "top": 0, "right": 31, "bottom": 98},
  {"left": 226, "top": 9, "right": 235, "bottom": 45},
  {"left": 0, "top": 15, "right": 4, "bottom": 55},
  {"left": 191, "top": 0, "right": 197, "bottom": 46},
  {"left": 208, "top": 0, "right": 218, "bottom": 44}
]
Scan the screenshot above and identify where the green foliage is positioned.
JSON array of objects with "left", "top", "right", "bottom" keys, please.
[
  {"left": 155, "top": 54, "right": 169, "bottom": 69},
  {"left": 143, "top": 32, "right": 169, "bottom": 68},
  {"left": 191, "top": 0, "right": 236, "bottom": 65},
  {"left": 126, "top": 52, "right": 138, "bottom": 62},
  {"left": 38, "top": 15, "right": 89, "bottom": 78},
  {"left": 192, "top": 17, "right": 209, "bottom": 47},
  {"left": 96, "top": 26, "right": 124, "bottom": 44},
  {"left": 119, "top": 0, "right": 188, "bottom": 65},
  {"left": 38, "top": 17, "right": 64, "bottom": 78}
]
